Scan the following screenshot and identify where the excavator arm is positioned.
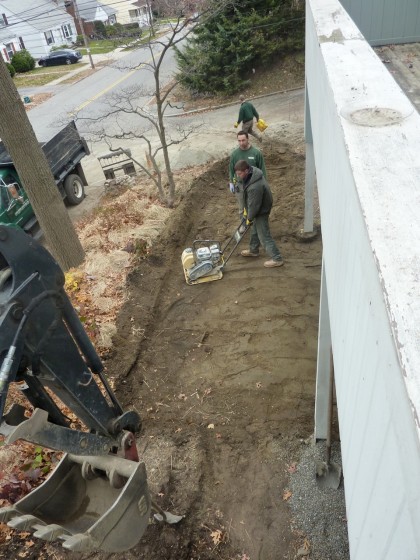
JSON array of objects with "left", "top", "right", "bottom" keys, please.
[{"left": 0, "top": 226, "right": 151, "bottom": 552}]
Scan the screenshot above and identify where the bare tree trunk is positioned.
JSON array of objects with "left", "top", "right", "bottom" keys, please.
[
  {"left": 0, "top": 59, "right": 84, "bottom": 271},
  {"left": 155, "top": 74, "right": 176, "bottom": 207}
]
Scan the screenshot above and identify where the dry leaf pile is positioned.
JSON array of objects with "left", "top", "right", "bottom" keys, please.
[{"left": 67, "top": 181, "right": 172, "bottom": 349}]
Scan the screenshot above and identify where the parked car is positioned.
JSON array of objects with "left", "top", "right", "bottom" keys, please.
[{"left": 38, "top": 49, "right": 82, "bottom": 67}]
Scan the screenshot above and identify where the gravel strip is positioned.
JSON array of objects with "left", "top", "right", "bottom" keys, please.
[{"left": 289, "top": 439, "right": 349, "bottom": 559}]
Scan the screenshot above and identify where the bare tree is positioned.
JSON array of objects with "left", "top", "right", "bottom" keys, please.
[
  {"left": 0, "top": 59, "right": 84, "bottom": 270},
  {"left": 75, "top": 0, "right": 230, "bottom": 208},
  {"left": 78, "top": 85, "right": 202, "bottom": 206}
]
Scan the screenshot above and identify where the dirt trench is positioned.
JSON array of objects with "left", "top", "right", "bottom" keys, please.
[
  {"left": 4, "top": 141, "right": 322, "bottom": 560},
  {"left": 93, "top": 142, "right": 322, "bottom": 560}
]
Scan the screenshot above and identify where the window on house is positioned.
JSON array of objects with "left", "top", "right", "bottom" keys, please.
[
  {"left": 18, "top": 36, "right": 25, "bottom": 49},
  {"left": 5, "top": 43, "right": 14, "bottom": 60},
  {"left": 129, "top": 9, "right": 139, "bottom": 19},
  {"left": 44, "top": 30, "right": 55, "bottom": 45},
  {"left": 61, "top": 23, "right": 72, "bottom": 38},
  {"left": 108, "top": 15, "right": 116, "bottom": 24}
]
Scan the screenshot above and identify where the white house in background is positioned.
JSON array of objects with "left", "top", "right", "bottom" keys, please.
[
  {"left": 130, "top": 1, "right": 152, "bottom": 26},
  {"left": 61, "top": 0, "right": 117, "bottom": 35},
  {"left": 76, "top": 0, "right": 117, "bottom": 25},
  {"left": 0, "top": 34, "right": 21, "bottom": 64},
  {"left": 65, "top": 0, "right": 117, "bottom": 36},
  {"left": 99, "top": 0, "right": 152, "bottom": 27},
  {"left": 0, "top": 0, "right": 77, "bottom": 61}
]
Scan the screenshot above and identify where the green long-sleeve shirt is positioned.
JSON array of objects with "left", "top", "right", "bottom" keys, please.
[
  {"left": 237, "top": 101, "right": 259, "bottom": 124},
  {"left": 229, "top": 146, "right": 267, "bottom": 182}
]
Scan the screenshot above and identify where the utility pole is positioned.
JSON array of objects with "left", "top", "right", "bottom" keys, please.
[
  {"left": 145, "top": 0, "right": 155, "bottom": 37},
  {"left": 73, "top": 0, "right": 95, "bottom": 69}
]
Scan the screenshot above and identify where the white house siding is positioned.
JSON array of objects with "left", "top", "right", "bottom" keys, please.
[
  {"left": 306, "top": 0, "right": 420, "bottom": 558},
  {"left": 93, "top": 7, "right": 112, "bottom": 23},
  {"left": 0, "top": 37, "right": 20, "bottom": 62},
  {"left": 20, "top": 26, "right": 76, "bottom": 59},
  {"left": 98, "top": 0, "right": 149, "bottom": 26},
  {"left": 0, "top": 1, "right": 76, "bottom": 59},
  {"left": 339, "top": 0, "right": 420, "bottom": 46},
  {"left": 99, "top": 0, "right": 134, "bottom": 24},
  {"left": 75, "top": 1, "right": 116, "bottom": 25}
]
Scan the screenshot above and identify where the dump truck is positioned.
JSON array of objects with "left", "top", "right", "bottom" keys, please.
[{"left": 0, "top": 121, "right": 89, "bottom": 236}]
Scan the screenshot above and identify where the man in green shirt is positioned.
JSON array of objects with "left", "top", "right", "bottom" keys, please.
[
  {"left": 235, "top": 95, "right": 262, "bottom": 141},
  {"left": 229, "top": 131, "right": 266, "bottom": 214}
]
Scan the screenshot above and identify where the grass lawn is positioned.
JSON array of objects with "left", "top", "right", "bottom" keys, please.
[
  {"left": 13, "top": 63, "right": 88, "bottom": 87},
  {"left": 121, "top": 28, "right": 168, "bottom": 50},
  {"left": 78, "top": 31, "right": 167, "bottom": 53},
  {"left": 156, "top": 18, "right": 179, "bottom": 24},
  {"left": 14, "top": 71, "right": 68, "bottom": 87},
  {"left": 78, "top": 40, "right": 116, "bottom": 55}
]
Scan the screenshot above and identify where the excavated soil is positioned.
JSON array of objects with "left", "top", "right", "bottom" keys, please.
[{"left": 0, "top": 142, "right": 324, "bottom": 560}]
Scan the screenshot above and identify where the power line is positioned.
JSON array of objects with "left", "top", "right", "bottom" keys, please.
[
  {"left": 0, "top": 0, "right": 67, "bottom": 22},
  {"left": 0, "top": 0, "right": 148, "bottom": 52},
  {"left": 0, "top": 0, "right": 229, "bottom": 36},
  {"left": 0, "top": 0, "right": 146, "bottom": 30},
  {"left": 73, "top": 0, "right": 95, "bottom": 69},
  {"left": 0, "top": 1, "right": 303, "bottom": 53}
]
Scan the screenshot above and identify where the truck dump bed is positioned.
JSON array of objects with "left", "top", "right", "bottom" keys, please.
[{"left": 0, "top": 121, "right": 89, "bottom": 181}]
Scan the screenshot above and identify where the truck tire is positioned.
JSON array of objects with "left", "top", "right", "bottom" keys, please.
[
  {"left": 0, "top": 268, "right": 12, "bottom": 291},
  {"left": 64, "top": 174, "right": 85, "bottom": 205}
]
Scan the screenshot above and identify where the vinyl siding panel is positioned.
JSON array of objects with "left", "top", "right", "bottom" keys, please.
[{"left": 340, "top": 0, "right": 420, "bottom": 45}]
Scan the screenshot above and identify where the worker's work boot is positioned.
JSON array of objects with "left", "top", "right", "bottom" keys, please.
[
  {"left": 241, "top": 250, "right": 259, "bottom": 257},
  {"left": 264, "top": 259, "right": 284, "bottom": 268}
]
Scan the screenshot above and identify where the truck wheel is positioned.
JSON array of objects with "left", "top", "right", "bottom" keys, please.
[{"left": 64, "top": 174, "right": 85, "bottom": 205}]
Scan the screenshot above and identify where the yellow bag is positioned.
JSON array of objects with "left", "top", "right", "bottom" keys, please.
[{"left": 257, "top": 118, "right": 268, "bottom": 132}]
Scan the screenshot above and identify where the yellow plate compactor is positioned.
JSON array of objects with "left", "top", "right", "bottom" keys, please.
[{"left": 181, "top": 219, "right": 250, "bottom": 285}]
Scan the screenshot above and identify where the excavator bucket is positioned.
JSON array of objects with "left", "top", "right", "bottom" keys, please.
[
  {"left": 0, "top": 227, "right": 154, "bottom": 552},
  {"left": 0, "top": 453, "right": 150, "bottom": 552}
]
